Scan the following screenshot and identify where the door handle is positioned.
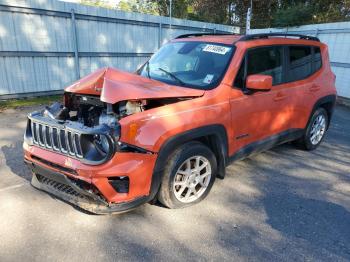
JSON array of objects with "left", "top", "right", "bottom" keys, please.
[
  {"left": 309, "top": 85, "right": 320, "bottom": 92},
  {"left": 274, "top": 92, "right": 287, "bottom": 101}
]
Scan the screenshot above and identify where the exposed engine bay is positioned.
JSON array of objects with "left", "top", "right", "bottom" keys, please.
[
  {"left": 44, "top": 92, "right": 188, "bottom": 127},
  {"left": 25, "top": 92, "right": 193, "bottom": 163}
]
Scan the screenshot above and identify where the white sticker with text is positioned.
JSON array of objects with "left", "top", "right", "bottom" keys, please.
[
  {"left": 203, "top": 74, "right": 214, "bottom": 84},
  {"left": 202, "top": 45, "right": 231, "bottom": 55}
]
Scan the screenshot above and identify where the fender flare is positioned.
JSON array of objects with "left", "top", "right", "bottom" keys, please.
[
  {"left": 308, "top": 94, "right": 336, "bottom": 128},
  {"left": 147, "top": 124, "right": 229, "bottom": 201}
]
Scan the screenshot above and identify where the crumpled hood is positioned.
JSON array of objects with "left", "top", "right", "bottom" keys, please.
[{"left": 65, "top": 67, "right": 204, "bottom": 104}]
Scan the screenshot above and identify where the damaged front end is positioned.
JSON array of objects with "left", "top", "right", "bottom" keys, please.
[
  {"left": 23, "top": 67, "right": 204, "bottom": 213},
  {"left": 27, "top": 160, "right": 147, "bottom": 214},
  {"left": 25, "top": 94, "right": 120, "bottom": 165},
  {"left": 23, "top": 92, "right": 177, "bottom": 213},
  {"left": 24, "top": 93, "right": 131, "bottom": 213}
]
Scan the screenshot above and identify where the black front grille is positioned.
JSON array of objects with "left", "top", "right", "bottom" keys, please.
[
  {"left": 36, "top": 174, "right": 84, "bottom": 198},
  {"left": 26, "top": 112, "right": 118, "bottom": 165},
  {"left": 31, "top": 120, "right": 83, "bottom": 158}
]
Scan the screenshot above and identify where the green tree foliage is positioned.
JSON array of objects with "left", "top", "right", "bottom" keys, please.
[
  {"left": 272, "top": 0, "right": 350, "bottom": 27},
  {"left": 187, "top": 0, "right": 232, "bottom": 24},
  {"left": 234, "top": 0, "right": 279, "bottom": 29},
  {"left": 80, "top": 0, "right": 115, "bottom": 9},
  {"left": 154, "top": 0, "right": 190, "bottom": 19},
  {"left": 272, "top": 3, "right": 313, "bottom": 27},
  {"left": 118, "top": 0, "right": 159, "bottom": 15},
  {"left": 82, "top": 0, "right": 350, "bottom": 29},
  {"left": 117, "top": 0, "right": 191, "bottom": 19},
  {"left": 308, "top": 0, "right": 350, "bottom": 24}
]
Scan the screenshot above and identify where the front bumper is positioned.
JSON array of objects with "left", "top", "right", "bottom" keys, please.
[
  {"left": 24, "top": 142, "right": 158, "bottom": 214},
  {"left": 26, "top": 159, "right": 148, "bottom": 214}
]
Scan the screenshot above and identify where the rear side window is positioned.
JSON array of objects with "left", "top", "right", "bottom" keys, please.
[
  {"left": 234, "top": 46, "right": 283, "bottom": 88},
  {"left": 288, "top": 46, "right": 312, "bottom": 82},
  {"left": 314, "top": 47, "right": 322, "bottom": 71}
]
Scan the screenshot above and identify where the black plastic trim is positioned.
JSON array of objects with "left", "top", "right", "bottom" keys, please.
[
  {"left": 228, "top": 128, "right": 304, "bottom": 163},
  {"left": 116, "top": 141, "right": 155, "bottom": 154},
  {"left": 309, "top": 94, "right": 337, "bottom": 129},
  {"left": 27, "top": 160, "right": 106, "bottom": 204},
  {"left": 239, "top": 33, "right": 320, "bottom": 42},
  {"left": 176, "top": 33, "right": 238, "bottom": 39},
  {"left": 26, "top": 160, "right": 148, "bottom": 214}
]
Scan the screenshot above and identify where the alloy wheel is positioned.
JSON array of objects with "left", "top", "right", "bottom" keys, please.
[
  {"left": 173, "top": 156, "right": 212, "bottom": 203},
  {"left": 310, "top": 114, "right": 326, "bottom": 145}
]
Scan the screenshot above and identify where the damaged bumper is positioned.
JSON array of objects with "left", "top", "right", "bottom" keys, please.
[{"left": 25, "top": 159, "right": 150, "bottom": 214}]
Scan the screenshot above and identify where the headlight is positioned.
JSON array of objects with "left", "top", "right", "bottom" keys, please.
[
  {"left": 80, "top": 133, "right": 116, "bottom": 164},
  {"left": 93, "top": 134, "right": 110, "bottom": 154}
]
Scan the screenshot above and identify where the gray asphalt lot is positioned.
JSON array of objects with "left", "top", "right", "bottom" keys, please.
[{"left": 0, "top": 105, "right": 349, "bottom": 262}]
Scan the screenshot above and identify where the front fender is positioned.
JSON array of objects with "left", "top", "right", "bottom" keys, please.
[{"left": 118, "top": 97, "right": 231, "bottom": 153}]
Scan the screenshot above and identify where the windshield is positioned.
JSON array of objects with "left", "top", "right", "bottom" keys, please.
[{"left": 138, "top": 41, "right": 235, "bottom": 90}]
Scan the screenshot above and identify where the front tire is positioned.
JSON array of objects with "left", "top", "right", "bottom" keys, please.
[
  {"left": 298, "top": 107, "right": 329, "bottom": 151},
  {"left": 157, "top": 141, "right": 217, "bottom": 209}
]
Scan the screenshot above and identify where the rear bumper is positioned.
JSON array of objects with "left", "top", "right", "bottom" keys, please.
[{"left": 26, "top": 159, "right": 148, "bottom": 214}]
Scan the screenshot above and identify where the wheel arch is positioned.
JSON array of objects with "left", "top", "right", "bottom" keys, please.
[
  {"left": 148, "top": 124, "right": 229, "bottom": 201},
  {"left": 309, "top": 94, "right": 336, "bottom": 129}
]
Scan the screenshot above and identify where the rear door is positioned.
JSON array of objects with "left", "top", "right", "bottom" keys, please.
[
  {"left": 286, "top": 45, "right": 321, "bottom": 129},
  {"left": 230, "top": 45, "right": 295, "bottom": 151}
]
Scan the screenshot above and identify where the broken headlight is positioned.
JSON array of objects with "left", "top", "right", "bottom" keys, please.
[{"left": 93, "top": 134, "right": 110, "bottom": 154}]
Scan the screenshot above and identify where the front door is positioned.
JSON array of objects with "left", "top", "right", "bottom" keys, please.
[{"left": 230, "top": 45, "right": 294, "bottom": 153}]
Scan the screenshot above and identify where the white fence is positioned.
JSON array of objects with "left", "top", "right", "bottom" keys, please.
[
  {"left": 0, "top": 0, "right": 238, "bottom": 99},
  {"left": 251, "top": 22, "right": 350, "bottom": 99}
]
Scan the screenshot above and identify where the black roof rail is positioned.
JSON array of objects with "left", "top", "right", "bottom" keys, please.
[
  {"left": 239, "top": 33, "right": 320, "bottom": 42},
  {"left": 175, "top": 32, "right": 237, "bottom": 39}
]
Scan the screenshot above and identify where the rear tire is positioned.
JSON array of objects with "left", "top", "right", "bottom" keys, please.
[
  {"left": 296, "top": 107, "right": 328, "bottom": 151},
  {"left": 157, "top": 141, "right": 217, "bottom": 209}
]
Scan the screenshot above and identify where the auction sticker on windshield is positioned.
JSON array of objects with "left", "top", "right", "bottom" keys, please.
[
  {"left": 202, "top": 45, "right": 231, "bottom": 55},
  {"left": 203, "top": 74, "right": 214, "bottom": 84}
]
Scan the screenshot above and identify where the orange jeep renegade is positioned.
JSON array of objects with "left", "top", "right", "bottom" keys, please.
[{"left": 24, "top": 33, "right": 337, "bottom": 214}]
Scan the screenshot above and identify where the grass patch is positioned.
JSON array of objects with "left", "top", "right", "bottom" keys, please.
[{"left": 0, "top": 95, "right": 61, "bottom": 111}]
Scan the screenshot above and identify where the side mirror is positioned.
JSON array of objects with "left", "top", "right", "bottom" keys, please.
[{"left": 246, "top": 74, "right": 272, "bottom": 91}]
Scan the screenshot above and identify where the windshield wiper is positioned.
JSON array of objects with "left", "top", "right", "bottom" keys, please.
[
  {"left": 158, "top": 67, "right": 187, "bottom": 86},
  {"left": 145, "top": 61, "right": 151, "bottom": 79}
]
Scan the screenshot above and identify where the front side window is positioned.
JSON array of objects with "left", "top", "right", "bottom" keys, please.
[
  {"left": 288, "top": 46, "right": 312, "bottom": 81},
  {"left": 234, "top": 46, "right": 283, "bottom": 88},
  {"left": 138, "top": 41, "right": 235, "bottom": 90}
]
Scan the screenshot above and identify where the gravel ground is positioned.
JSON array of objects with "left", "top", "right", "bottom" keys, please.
[{"left": 0, "top": 105, "right": 349, "bottom": 262}]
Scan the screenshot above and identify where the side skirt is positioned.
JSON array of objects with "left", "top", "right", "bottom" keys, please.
[{"left": 227, "top": 128, "right": 304, "bottom": 164}]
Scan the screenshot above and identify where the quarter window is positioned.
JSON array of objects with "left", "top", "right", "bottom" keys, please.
[
  {"left": 288, "top": 46, "right": 312, "bottom": 81},
  {"left": 314, "top": 47, "right": 322, "bottom": 72}
]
